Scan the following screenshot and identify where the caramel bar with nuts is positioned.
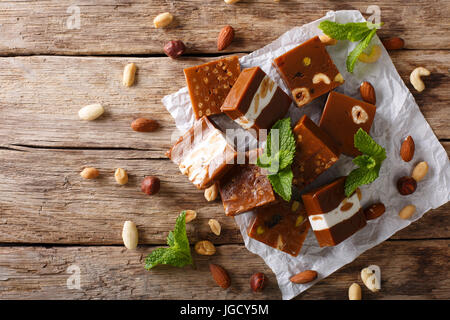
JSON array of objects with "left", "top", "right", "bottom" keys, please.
[
  {"left": 319, "top": 91, "right": 376, "bottom": 157},
  {"left": 167, "top": 116, "right": 236, "bottom": 189},
  {"left": 302, "top": 177, "right": 367, "bottom": 247},
  {"left": 292, "top": 115, "right": 340, "bottom": 190},
  {"left": 184, "top": 56, "right": 241, "bottom": 119},
  {"left": 221, "top": 66, "right": 292, "bottom": 132},
  {"left": 273, "top": 36, "right": 344, "bottom": 107},
  {"left": 247, "top": 199, "right": 310, "bottom": 257},
  {"left": 219, "top": 164, "right": 276, "bottom": 216}
]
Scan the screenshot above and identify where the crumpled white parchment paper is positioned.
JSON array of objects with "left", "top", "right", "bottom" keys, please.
[{"left": 162, "top": 10, "right": 450, "bottom": 300}]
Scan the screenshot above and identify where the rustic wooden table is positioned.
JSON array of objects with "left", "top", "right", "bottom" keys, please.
[{"left": 0, "top": 1, "right": 449, "bottom": 300}]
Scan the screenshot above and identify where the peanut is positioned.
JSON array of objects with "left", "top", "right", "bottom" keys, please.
[
  {"left": 153, "top": 12, "right": 173, "bottom": 28},
  {"left": 184, "top": 210, "right": 197, "bottom": 223},
  {"left": 204, "top": 183, "right": 218, "bottom": 202},
  {"left": 194, "top": 240, "right": 216, "bottom": 255},
  {"left": 410, "top": 67, "right": 430, "bottom": 92},
  {"left": 348, "top": 283, "right": 362, "bottom": 300},
  {"left": 411, "top": 161, "right": 429, "bottom": 182},
  {"left": 80, "top": 167, "right": 99, "bottom": 179},
  {"left": 399, "top": 204, "right": 416, "bottom": 220},
  {"left": 78, "top": 103, "right": 104, "bottom": 121},
  {"left": 122, "top": 221, "right": 138, "bottom": 250},
  {"left": 208, "top": 219, "right": 221, "bottom": 236},
  {"left": 319, "top": 34, "right": 337, "bottom": 46},
  {"left": 224, "top": 0, "right": 241, "bottom": 3},
  {"left": 114, "top": 168, "right": 128, "bottom": 185},
  {"left": 122, "top": 63, "right": 137, "bottom": 87},
  {"left": 358, "top": 45, "right": 382, "bottom": 63}
]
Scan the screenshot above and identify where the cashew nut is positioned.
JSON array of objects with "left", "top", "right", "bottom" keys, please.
[
  {"left": 358, "top": 45, "right": 382, "bottom": 63},
  {"left": 361, "top": 265, "right": 381, "bottom": 292},
  {"left": 410, "top": 67, "right": 430, "bottom": 92},
  {"left": 319, "top": 34, "right": 337, "bottom": 46},
  {"left": 312, "top": 73, "right": 331, "bottom": 85}
]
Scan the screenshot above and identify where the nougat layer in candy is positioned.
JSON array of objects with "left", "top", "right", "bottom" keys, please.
[
  {"left": 221, "top": 67, "right": 292, "bottom": 131},
  {"left": 319, "top": 91, "right": 377, "bottom": 157},
  {"left": 219, "top": 164, "right": 276, "bottom": 216},
  {"left": 184, "top": 56, "right": 241, "bottom": 119},
  {"left": 292, "top": 115, "right": 340, "bottom": 190},
  {"left": 167, "top": 116, "right": 236, "bottom": 190},
  {"left": 273, "top": 36, "right": 344, "bottom": 107},
  {"left": 302, "top": 177, "right": 367, "bottom": 247},
  {"left": 247, "top": 200, "right": 310, "bottom": 257}
]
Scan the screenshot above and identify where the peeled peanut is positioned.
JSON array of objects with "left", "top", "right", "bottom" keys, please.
[
  {"left": 348, "top": 283, "right": 362, "bottom": 300},
  {"left": 411, "top": 161, "right": 429, "bottom": 182},
  {"left": 114, "top": 168, "right": 128, "bottom": 185},
  {"left": 78, "top": 103, "right": 104, "bottom": 121},
  {"left": 410, "top": 67, "right": 430, "bottom": 92},
  {"left": 184, "top": 210, "right": 197, "bottom": 223},
  {"left": 204, "top": 184, "right": 218, "bottom": 202},
  {"left": 122, "top": 221, "right": 138, "bottom": 249},
  {"left": 358, "top": 45, "right": 382, "bottom": 63},
  {"left": 399, "top": 204, "right": 416, "bottom": 220},
  {"left": 194, "top": 240, "right": 216, "bottom": 255},
  {"left": 319, "top": 34, "right": 337, "bottom": 46},
  {"left": 208, "top": 219, "right": 221, "bottom": 236},
  {"left": 153, "top": 12, "right": 173, "bottom": 28},
  {"left": 122, "top": 63, "right": 137, "bottom": 87},
  {"left": 80, "top": 167, "right": 99, "bottom": 179}
]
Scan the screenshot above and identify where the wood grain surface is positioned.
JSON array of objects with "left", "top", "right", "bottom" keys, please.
[{"left": 0, "top": 0, "right": 448, "bottom": 300}]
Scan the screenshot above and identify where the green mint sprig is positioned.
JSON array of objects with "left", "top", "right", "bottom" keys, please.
[
  {"left": 257, "top": 118, "right": 296, "bottom": 201},
  {"left": 145, "top": 211, "right": 193, "bottom": 269},
  {"left": 318, "top": 21, "right": 383, "bottom": 73},
  {"left": 345, "top": 128, "right": 386, "bottom": 197}
]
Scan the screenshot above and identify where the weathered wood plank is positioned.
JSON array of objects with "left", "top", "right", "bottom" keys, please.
[
  {"left": 0, "top": 240, "right": 448, "bottom": 299},
  {"left": 0, "top": 0, "right": 449, "bottom": 56},
  {"left": 0, "top": 51, "right": 449, "bottom": 154},
  {"left": 0, "top": 145, "right": 448, "bottom": 245}
]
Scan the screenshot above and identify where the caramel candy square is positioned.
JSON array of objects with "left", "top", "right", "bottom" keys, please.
[
  {"left": 219, "top": 164, "right": 276, "bottom": 216},
  {"left": 273, "top": 36, "right": 344, "bottom": 107},
  {"left": 247, "top": 199, "right": 310, "bottom": 257},
  {"left": 302, "top": 177, "right": 367, "bottom": 247},
  {"left": 292, "top": 115, "right": 340, "bottom": 190},
  {"left": 184, "top": 56, "right": 241, "bottom": 119},
  {"left": 221, "top": 66, "right": 292, "bottom": 132},
  {"left": 167, "top": 116, "right": 236, "bottom": 190},
  {"left": 319, "top": 91, "right": 377, "bottom": 157}
]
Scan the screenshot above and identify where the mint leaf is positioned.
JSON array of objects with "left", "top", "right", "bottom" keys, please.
[
  {"left": 346, "top": 28, "right": 377, "bottom": 73},
  {"left": 145, "top": 211, "right": 193, "bottom": 270},
  {"left": 353, "top": 155, "right": 376, "bottom": 170},
  {"left": 319, "top": 21, "right": 373, "bottom": 42},
  {"left": 345, "top": 167, "right": 379, "bottom": 197},
  {"left": 354, "top": 128, "right": 386, "bottom": 162},
  {"left": 268, "top": 167, "right": 293, "bottom": 202}
]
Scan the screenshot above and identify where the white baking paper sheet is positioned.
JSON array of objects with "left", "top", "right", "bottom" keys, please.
[{"left": 162, "top": 10, "right": 450, "bottom": 299}]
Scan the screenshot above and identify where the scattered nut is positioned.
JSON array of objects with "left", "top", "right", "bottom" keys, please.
[
  {"left": 411, "top": 161, "right": 429, "bottom": 182},
  {"left": 208, "top": 219, "right": 221, "bottom": 236},
  {"left": 78, "top": 103, "right": 104, "bottom": 121},
  {"left": 209, "top": 264, "right": 231, "bottom": 289},
  {"left": 224, "top": 0, "right": 241, "bottom": 3},
  {"left": 217, "top": 25, "right": 235, "bottom": 51},
  {"left": 289, "top": 270, "right": 318, "bottom": 284},
  {"left": 164, "top": 40, "right": 186, "bottom": 59},
  {"left": 351, "top": 105, "right": 369, "bottom": 124},
  {"left": 333, "top": 73, "right": 345, "bottom": 83},
  {"left": 364, "top": 202, "right": 386, "bottom": 220},
  {"left": 291, "top": 201, "right": 300, "bottom": 212},
  {"left": 122, "top": 63, "right": 137, "bottom": 87},
  {"left": 292, "top": 87, "right": 311, "bottom": 107},
  {"left": 122, "top": 221, "right": 138, "bottom": 250},
  {"left": 319, "top": 34, "right": 337, "bottom": 46},
  {"left": 141, "top": 176, "right": 160, "bottom": 195},
  {"left": 204, "top": 183, "right": 218, "bottom": 202},
  {"left": 400, "top": 136, "right": 415, "bottom": 162},
  {"left": 131, "top": 118, "right": 159, "bottom": 132},
  {"left": 184, "top": 210, "right": 197, "bottom": 223},
  {"left": 381, "top": 37, "right": 405, "bottom": 50},
  {"left": 114, "top": 168, "right": 128, "bottom": 185},
  {"left": 410, "top": 67, "right": 430, "bottom": 92},
  {"left": 348, "top": 283, "right": 362, "bottom": 300},
  {"left": 361, "top": 265, "right": 381, "bottom": 292},
  {"left": 312, "top": 73, "right": 331, "bottom": 84},
  {"left": 360, "top": 81, "right": 376, "bottom": 104},
  {"left": 250, "top": 272, "right": 267, "bottom": 292},
  {"left": 153, "top": 12, "right": 173, "bottom": 29},
  {"left": 195, "top": 240, "right": 216, "bottom": 255},
  {"left": 80, "top": 167, "right": 99, "bottom": 179},
  {"left": 399, "top": 204, "right": 416, "bottom": 219},
  {"left": 397, "top": 176, "right": 417, "bottom": 195},
  {"left": 358, "top": 45, "right": 382, "bottom": 63}
]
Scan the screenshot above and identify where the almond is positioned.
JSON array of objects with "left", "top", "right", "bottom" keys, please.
[
  {"left": 131, "top": 118, "right": 159, "bottom": 132},
  {"left": 381, "top": 37, "right": 405, "bottom": 50},
  {"left": 364, "top": 202, "right": 386, "bottom": 220},
  {"left": 217, "top": 25, "right": 234, "bottom": 51},
  {"left": 209, "top": 264, "right": 231, "bottom": 289},
  {"left": 400, "top": 136, "right": 415, "bottom": 162},
  {"left": 359, "top": 81, "right": 376, "bottom": 105},
  {"left": 289, "top": 270, "right": 318, "bottom": 284}
]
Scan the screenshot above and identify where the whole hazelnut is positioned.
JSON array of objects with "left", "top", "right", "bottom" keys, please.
[
  {"left": 141, "top": 176, "right": 160, "bottom": 195},
  {"left": 397, "top": 176, "right": 417, "bottom": 195},
  {"left": 250, "top": 272, "right": 266, "bottom": 292},
  {"left": 164, "top": 40, "right": 186, "bottom": 59}
]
